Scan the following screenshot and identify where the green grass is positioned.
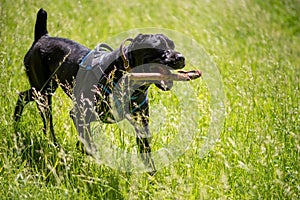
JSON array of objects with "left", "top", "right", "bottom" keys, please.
[{"left": 1, "top": 0, "right": 299, "bottom": 199}]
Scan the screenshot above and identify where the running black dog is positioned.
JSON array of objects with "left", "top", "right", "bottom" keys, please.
[{"left": 14, "top": 8, "right": 185, "bottom": 173}]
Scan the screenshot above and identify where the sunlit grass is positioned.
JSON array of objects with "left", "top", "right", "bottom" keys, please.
[{"left": 1, "top": 0, "right": 299, "bottom": 199}]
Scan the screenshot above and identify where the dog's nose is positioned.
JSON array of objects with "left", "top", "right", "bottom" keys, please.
[
  {"left": 163, "top": 50, "right": 185, "bottom": 68},
  {"left": 175, "top": 53, "right": 185, "bottom": 67},
  {"left": 175, "top": 54, "right": 185, "bottom": 63}
]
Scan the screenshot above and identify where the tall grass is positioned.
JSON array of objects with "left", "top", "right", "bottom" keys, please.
[{"left": 0, "top": 0, "right": 299, "bottom": 199}]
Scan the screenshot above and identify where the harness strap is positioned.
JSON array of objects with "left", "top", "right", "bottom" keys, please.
[
  {"left": 80, "top": 43, "right": 113, "bottom": 70},
  {"left": 98, "top": 82, "right": 148, "bottom": 114},
  {"left": 79, "top": 41, "right": 147, "bottom": 114},
  {"left": 80, "top": 50, "right": 95, "bottom": 70}
]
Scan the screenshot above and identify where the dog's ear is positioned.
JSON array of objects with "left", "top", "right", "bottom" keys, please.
[
  {"left": 132, "top": 34, "right": 145, "bottom": 44},
  {"left": 126, "top": 34, "right": 148, "bottom": 68},
  {"left": 158, "top": 34, "right": 175, "bottom": 49}
]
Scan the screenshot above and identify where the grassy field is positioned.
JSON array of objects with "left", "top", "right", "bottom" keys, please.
[{"left": 1, "top": 0, "right": 299, "bottom": 199}]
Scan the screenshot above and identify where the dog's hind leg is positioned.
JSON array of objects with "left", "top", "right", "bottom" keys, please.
[
  {"left": 14, "top": 89, "right": 35, "bottom": 123},
  {"left": 36, "top": 83, "right": 59, "bottom": 145},
  {"left": 14, "top": 88, "right": 58, "bottom": 145},
  {"left": 40, "top": 94, "right": 56, "bottom": 143}
]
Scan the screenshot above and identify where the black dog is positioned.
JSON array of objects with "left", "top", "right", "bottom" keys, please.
[{"left": 14, "top": 8, "right": 185, "bottom": 173}]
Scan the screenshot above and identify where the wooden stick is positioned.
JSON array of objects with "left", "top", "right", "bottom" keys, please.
[{"left": 129, "top": 70, "right": 202, "bottom": 81}]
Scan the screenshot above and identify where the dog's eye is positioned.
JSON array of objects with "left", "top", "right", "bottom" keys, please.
[
  {"left": 162, "top": 50, "right": 171, "bottom": 57},
  {"left": 162, "top": 50, "right": 172, "bottom": 59},
  {"left": 162, "top": 52, "right": 167, "bottom": 58}
]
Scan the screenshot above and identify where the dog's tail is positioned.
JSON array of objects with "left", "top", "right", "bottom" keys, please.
[{"left": 34, "top": 8, "right": 48, "bottom": 42}]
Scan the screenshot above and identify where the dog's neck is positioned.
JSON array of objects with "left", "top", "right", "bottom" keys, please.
[{"left": 80, "top": 44, "right": 129, "bottom": 74}]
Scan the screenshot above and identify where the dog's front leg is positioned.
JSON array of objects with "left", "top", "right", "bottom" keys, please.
[
  {"left": 136, "top": 135, "right": 156, "bottom": 175},
  {"left": 126, "top": 112, "right": 156, "bottom": 175},
  {"left": 71, "top": 99, "right": 97, "bottom": 155},
  {"left": 75, "top": 119, "right": 94, "bottom": 154}
]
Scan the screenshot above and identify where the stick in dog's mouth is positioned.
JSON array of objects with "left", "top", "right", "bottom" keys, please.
[{"left": 129, "top": 69, "right": 202, "bottom": 81}]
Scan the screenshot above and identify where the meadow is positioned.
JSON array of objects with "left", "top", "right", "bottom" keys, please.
[{"left": 0, "top": 0, "right": 299, "bottom": 199}]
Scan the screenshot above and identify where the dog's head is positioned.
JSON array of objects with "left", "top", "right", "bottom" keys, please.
[{"left": 125, "top": 34, "right": 185, "bottom": 90}]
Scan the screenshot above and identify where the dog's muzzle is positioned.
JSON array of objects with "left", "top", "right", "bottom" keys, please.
[
  {"left": 150, "top": 51, "right": 185, "bottom": 91},
  {"left": 163, "top": 50, "right": 185, "bottom": 69}
]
